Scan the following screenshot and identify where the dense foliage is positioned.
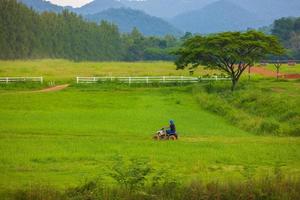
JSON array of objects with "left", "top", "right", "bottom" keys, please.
[
  {"left": 0, "top": 0, "right": 178, "bottom": 61},
  {"left": 272, "top": 17, "right": 300, "bottom": 59}
]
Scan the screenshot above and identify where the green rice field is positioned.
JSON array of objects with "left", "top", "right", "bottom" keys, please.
[{"left": 0, "top": 60, "right": 299, "bottom": 193}]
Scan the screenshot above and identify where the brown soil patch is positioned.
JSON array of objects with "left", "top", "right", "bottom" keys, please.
[
  {"left": 37, "top": 84, "right": 70, "bottom": 93},
  {"left": 282, "top": 74, "right": 300, "bottom": 79},
  {"left": 250, "top": 67, "right": 281, "bottom": 77}
]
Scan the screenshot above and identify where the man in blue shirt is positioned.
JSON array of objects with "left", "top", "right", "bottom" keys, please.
[{"left": 166, "top": 120, "right": 178, "bottom": 139}]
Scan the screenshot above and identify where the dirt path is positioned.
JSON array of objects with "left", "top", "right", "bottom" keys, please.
[
  {"left": 251, "top": 67, "right": 300, "bottom": 79},
  {"left": 2, "top": 84, "right": 70, "bottom": 94},
  {"left": 20, "top": 84, "right": 70, "bottom": 94},
  {"left": 36, "top": 84, "right": 70, "bottom": 93}
]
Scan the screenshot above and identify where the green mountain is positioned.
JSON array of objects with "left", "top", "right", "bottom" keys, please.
[
  {"left": 171, "top": 0, "right": 265, "bottom": 34},
  {"left": 18, "top": 0, "right": 63, "bottom": 12},
  {"left": 86, "top": 8, "right": 182, "bottom": 36},
  {"left": 75, "top": 0, "right": 123, "bottom": 15},
  {"left": 120, "top": 0, "right": 214, "bottom": 19},
  {"left": 121, "top": 0, "right": 300, "bottom": 20},
  {"left": 230, "top": 0, "right": 300, "bottom": 22}
]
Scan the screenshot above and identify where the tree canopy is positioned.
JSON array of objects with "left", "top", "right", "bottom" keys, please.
[{"left": 175, "top": 31, "right": 284, "bottom": 90}]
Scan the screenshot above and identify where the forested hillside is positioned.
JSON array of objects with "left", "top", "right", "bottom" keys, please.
[
  {"left": 0, "top": 0, "right": 179, "bottom": 61},
  {"left": 17, "top": 0, "right": 300, "bottom": 34},
  {"left": 272, "top": 17, "right": 300, "bottom": 59},
  {"left": 86, "top": 8, "right": 181, "bottom": 36},
  {"left": 2, "top": 0, "right": 298, "bottom": 61}
]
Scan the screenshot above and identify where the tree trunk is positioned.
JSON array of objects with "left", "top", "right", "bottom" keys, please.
[
  {"left": 248, "top": 66, "right": 251, "bottom": 81},
  {"left": 231, "top": 78, "right": 237, "bottom": 92}
]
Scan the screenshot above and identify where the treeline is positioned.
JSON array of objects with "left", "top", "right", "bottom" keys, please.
[
  {"left": 272, "top": 17, "right": 300, "bottom": 59},
  {"left": 0, "top": 0, "right": 179, "bottom": 61}
]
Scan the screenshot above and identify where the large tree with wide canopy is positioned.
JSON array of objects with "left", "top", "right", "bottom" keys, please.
[{"left": 175, "top": 31, "right": 284, "bottom": 91}]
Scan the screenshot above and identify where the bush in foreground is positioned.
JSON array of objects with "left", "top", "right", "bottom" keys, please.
[
  {"left": 8, "top": 177, "right": 300, "bottom": 200},
  {"left": 6, "top": 157, "right": 300, "bottom": 200}
]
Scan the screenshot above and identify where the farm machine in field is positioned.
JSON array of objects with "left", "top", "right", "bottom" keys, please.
[{"left": 153, "top": 128, "right": 178, "bottom": 141}]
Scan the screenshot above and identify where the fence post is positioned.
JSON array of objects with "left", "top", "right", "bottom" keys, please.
[
  {"left": 163, "top": 76, "right": 165, "bottom": 83},
  {"left": 129, "top": 77, "right": 131, "bottom": 85},
  {"left": 76, "top": 77, "right": 79, "bottom": 84},
  {"left": 146, "top": 77, "right": 149, "bottom": 84},
  {"left": 93, "top": 77, "right": 96, "bottom": 82},
  {"left": 6, "top": 77, "right": 8, "bottom": 84},
  {"left": 40, "top": 77, "right": 43, "bottom": 84}
]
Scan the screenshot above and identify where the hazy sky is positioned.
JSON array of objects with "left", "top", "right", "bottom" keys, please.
[{"left": 48, "top": 0, "right": 93, "bottom": 8}]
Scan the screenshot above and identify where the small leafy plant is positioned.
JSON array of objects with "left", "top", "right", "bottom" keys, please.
[{"left": 108, "top": 156, "right": 152, "bottom": 190}]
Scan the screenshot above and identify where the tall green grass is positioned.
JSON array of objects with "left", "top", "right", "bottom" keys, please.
[
  {"left": 7, "top": 179, "right": 300, "bottom": 200},
  {"left": 192, "top": 79, "right": 300, "bottom": 136}
]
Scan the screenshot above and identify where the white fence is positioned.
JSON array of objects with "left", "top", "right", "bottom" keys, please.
[
  {"left": 199, "top": 76, "right": 232, "bottom": 81},
  {"left": 76, "top": 76, "right": 231, "bottom": 84},
  {"left": 0, "top": 77, "right": 43, "bottom": 84}
]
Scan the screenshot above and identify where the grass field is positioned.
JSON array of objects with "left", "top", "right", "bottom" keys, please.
[
  {"left": 0, "top": 85, "right": 300, "bottom": 191},
  {"left": 0, "top": 60, "right": 299, "bottom": 196},
  {"left": 0, "top": 59, "right": 220, "bottom": 83},
  {"left": 265, "top": 64, "right": 300, "bottom": 74}
]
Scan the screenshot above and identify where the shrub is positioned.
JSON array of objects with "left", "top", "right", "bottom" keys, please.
[
  {"left": 108, "top": 156, "right": 152, "bottom": 191},
  {"left": 259, "top": 118, "right": 282, "bottom": 135},
  {"left": 288, "top": 123, "right": 300, "bottom": 136},
  {"left": 65, "top": 180, "right": 101, "bottom": 200}
]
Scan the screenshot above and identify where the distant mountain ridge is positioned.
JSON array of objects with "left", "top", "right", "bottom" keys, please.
[
  {"left": 230, "top": 0, "right": 300, "bottom": 22},
  {"left": 122, "top": 0, "right": 300, "bottom": 20},
  {"left": 119, "top": 0, "right": 215, "bottom": 19},
  {"left": 74, "top": 0, "right": 123, "bottom": 15},
  {"left": 18, "top": 0, "right": 300, "bottom": 34},
  {"left": 170, "top": 0, "right": 266, "bottom": 34},
  {"left": 86, "top": 8, "right": 182, "bottom": 36},
  {"left": 18, "top": 0, "right": 63, "bottom": 12}
]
